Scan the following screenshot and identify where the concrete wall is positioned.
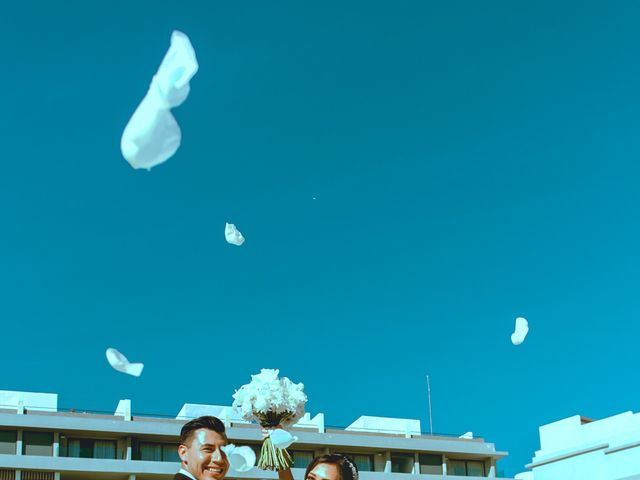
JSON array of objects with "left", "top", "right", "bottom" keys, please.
[
  {"left": 0, "top": 392, "right": 57, "bottom": 413},
  {"left": 346, "top": 417, "right": 421, "bottom": 436},
  {"left": 523, "top": 410, "right": 640, "bottom": 480}
]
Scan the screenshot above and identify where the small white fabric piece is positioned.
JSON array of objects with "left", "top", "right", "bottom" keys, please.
[
  {"left": 459, "top": 432, "right": 473, "bottom": 439},
  {"left": 227, "top": 446, "right": 256, "bottom": 472},
  {"left": 511, "top": 316, "right": 529, "bottom": 346},
  {"left": 121, "top": 30, "right": 199, "bottom": 170},
  {"left": 105, "top": 348, "right": 144, "bottom": 377},
  {"left": 221, "top": 444, "right": 236, "bottom": 456},
  {"left": 269, "top": 429, "right": 297, "bottom": 449},
  {"left": 225, "top": 223, "right": 245, "bottom": 246}
]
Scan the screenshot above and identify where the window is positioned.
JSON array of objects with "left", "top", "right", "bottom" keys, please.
[
  {"left": 450, "top": 460, "right": 467, "bottom": 476},
  {"left": 68, "top": 439, "right": 91, "bottom": 458},
  {"left": 351, "top": 454, "right": 374, "bottom": 473},
  {"left": 21, "top": 470, "right": 55, "bottom": 480},
  {"left": 65, "top": 439, "right": 116, "bottom": 459},
  {"left": 94, "top": 441, "right": 117, "bottom": 459},
  {"left": 0, "top": 431, "right": 16, "bottom": 455},
  {"left": 139, "top": 443, "right": 161, "bottom": 461},
  {"left": 337, "top": 453, "right": 374, "bottom": 472},
  {"left": 21, "top": 473, "right": 53, "bottom": 480},
  {"left": 137, "top": 442, "right": 179, "bottom": 462},
  {"left": 419, "top": 454, "right": 442, "bottom": 475},
  {"left": 291, "top": 450, "right": 314, "bottom": 469},
  {"left": 466, "top": 461, "right": 485, "bottom": 476},
  {"left": 449, "top": 459, "right": 485, "bottom": 477},
  {"left": 162, "top": 445, "right": 180, "bottom": 462},
  {"left": 0, "top": 470, "right": 16, "bottom": 480},
  {"left": 391, "top": 453, "right": 414, "bottom": 474},
  {"left": 22, "top": 432, "right": 53, "bottom": 456}
]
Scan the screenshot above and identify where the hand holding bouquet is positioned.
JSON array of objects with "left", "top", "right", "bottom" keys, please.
[{"left": 232, "top": 369, "right": 307, "bottom": 471}]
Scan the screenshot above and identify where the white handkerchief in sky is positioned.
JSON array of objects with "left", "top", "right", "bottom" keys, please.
[
  {"left": 511, "top": 317, "right": 529, "bottom": 346},
  {"left": 121, "top": 30, "right": 199, "bottom": 170},
  {"left": 225, "top": 223, "right": 245, "bottom": 246},
  {"left": 269, "top": 429, "right": 297, "bottom": 449},
  {"left": 105, "top": 348, "right": 144, "bottom": 377}
]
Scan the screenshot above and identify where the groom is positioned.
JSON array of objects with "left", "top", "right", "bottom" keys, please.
[{"left": 175, "top": 416, "right": 230, "bottom": 480}]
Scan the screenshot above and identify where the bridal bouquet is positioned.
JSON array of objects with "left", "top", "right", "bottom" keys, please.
[{"left": 232, "top": 369, "right": 307, "bottom": 471}]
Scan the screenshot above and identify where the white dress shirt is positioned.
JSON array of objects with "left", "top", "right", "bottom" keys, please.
[{"left": 179, "top": 468, "right": 197, "bottom": 480}]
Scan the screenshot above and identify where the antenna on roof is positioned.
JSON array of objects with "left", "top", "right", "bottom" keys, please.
[{"left": 426, "top": 375, "right": 433, "bottom": 435}]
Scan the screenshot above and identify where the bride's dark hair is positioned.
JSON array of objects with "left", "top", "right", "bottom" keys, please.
[{"left": 305, "top": 454, "right": 359, "bottom": 480}]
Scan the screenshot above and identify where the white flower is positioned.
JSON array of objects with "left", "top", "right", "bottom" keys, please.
[
  {"left": 254, "top": 396, "right": 268, "bottom": 413},
  {"left": 232, "top": 369, "right": 307, "bottom": 427},
  {"left": 252, "top": 369, "right": 280, "bottom": 384}
]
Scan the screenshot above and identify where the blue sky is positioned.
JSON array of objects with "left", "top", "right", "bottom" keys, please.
[{"left": 2, "top": 0, "right": 640, "bottom": 475}]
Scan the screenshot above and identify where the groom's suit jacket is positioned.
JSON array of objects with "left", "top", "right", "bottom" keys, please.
[{"left": 174, "top": 473, "right": 194, "bottom": 480}]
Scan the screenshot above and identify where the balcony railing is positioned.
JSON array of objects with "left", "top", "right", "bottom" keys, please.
[{"left": 0, "top": 458, "right": 514, "bottom": 480}]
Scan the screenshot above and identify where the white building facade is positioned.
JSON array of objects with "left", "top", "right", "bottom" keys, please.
[
  {"left": 0, "top": 390, "right": 515, "bottom": 480},
  {"left": 517, "top": 410, "right": 640, "bottom": 480}
]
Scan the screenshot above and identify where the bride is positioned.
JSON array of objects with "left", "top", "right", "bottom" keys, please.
[{"left": 263, "top": 429, "right": 359, "bottom": 480}]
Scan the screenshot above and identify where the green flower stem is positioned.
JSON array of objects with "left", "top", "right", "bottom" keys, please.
[{"left": 257, "top": 437, "right": 293, "bottom": 471}]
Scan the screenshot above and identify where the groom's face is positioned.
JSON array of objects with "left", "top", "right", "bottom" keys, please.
[{"left": 179, "top": 428, "right": 230, "bottom": 480}]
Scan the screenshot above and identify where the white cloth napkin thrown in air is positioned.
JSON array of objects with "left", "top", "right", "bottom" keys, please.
[
  {"left": 121, "top": 31, "right": 199, "bottom": 170},
  {"left": 105, "top": 348, "right": 144, "bottom": 377}
]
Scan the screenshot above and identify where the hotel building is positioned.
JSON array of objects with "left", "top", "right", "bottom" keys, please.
[{"left": 0, "top": 390, "right": 514, "bottom": 480}]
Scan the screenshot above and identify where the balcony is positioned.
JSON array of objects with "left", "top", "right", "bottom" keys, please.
[{"left": 0, "top": 456, "right": 516, "bottom": 480}]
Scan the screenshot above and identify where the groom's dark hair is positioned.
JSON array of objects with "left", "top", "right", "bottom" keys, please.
[{"left": 180, "top": 415, "right": 226, "bottom": 446}]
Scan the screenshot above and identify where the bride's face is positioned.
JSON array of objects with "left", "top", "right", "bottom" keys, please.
[{"left": 307, "top": 463, "right": 340, "bottom": 480}]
